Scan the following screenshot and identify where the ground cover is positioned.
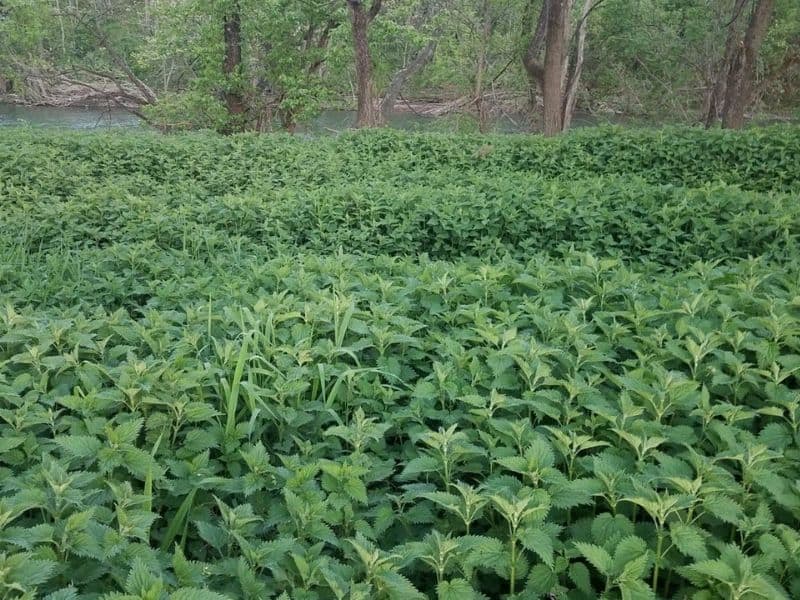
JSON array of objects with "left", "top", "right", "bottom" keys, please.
[{"left": 1, "top": 127, "right": 799, "bottom": 599}]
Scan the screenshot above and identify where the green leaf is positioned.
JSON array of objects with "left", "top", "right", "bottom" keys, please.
[
  {"left": 0, "top": 437, "right": 25, "bottom": 453},
  {"left": 670, "top": 523, "right": 708, "bottom": 561},
  {"left": 125, "top": 557, "right": 162, "bottom": 596},
  {"left": 161, "top": 488, "right": 197, "bottom": 551},
  {"left": 683, "top": 559, "right": 736, "bottom": 585},
  {"left": 43, "top": 588, "right": 79, "bottom": 600},
  {"left": 703, "top": 495, "right": 743, "bottom": 524},
  {"left": 436, "top": 578, "right": 475, "bottom": 600},
  {"left": 612, "top": 536, "right": 649, "bottom": 578},
  {"left": 619, "top": 579, "right": 656, "bottom": 600},
  {"left": 4, "top": 554, "right": 57, "bottom": 588},
  {"left": 519, "top": 527, "right": 554, "bottom": 568},
  {"left": 525, "top": 564, "right": 557, "bottom": 596},
  {"left": 55, "top": 435, "right": 101, "bottom": 459},
  {"left": 378, "top": 571, "right": 425, "bottom": 599},
  {"left": 169, "top": 589, "right": 232, "bottom": 600},
  {"left": 574, "top": 542, "right": 612, "bottom": 576},
  {"left": 172, "top": 545, "right": 206, "bottom": 588},
  {"left": 568, "top": 561, "right": 592, "bottom": 594},
  {"left": 343, "top": 477, "right": 369, "bottom": 504},
  {"left": 399, "top": 456, "right": 440, "bottom": 479}
]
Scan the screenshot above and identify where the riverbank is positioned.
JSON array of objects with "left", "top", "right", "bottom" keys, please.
[{"left": 3, "top": 93, "right": 795, "bottom": 133}]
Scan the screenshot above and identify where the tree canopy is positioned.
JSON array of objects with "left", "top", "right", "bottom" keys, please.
[{"left": 0, "top": 0, "right": 797, "bottom": 132}]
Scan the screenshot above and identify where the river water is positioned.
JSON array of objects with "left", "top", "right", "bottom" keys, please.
[
  {"left": 0, "top": 101, "right": 673, "bottom": 133},
  {"left": 0, "top": 103, "right": 141, "bottom": 129},
  {"left": 0, "top": 102, "right": 537, "bottom": 133}
]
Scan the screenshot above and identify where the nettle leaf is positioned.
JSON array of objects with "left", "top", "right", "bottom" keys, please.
[
  {"left": 343, "top": 477, "right": 369, "bottom": 504},
  {"left": 125, "top": 557, "right": 163, "bottom": 596},
  {"left": 0, "top": 523, "right": 54, "bottom": 549},
  {"left": 378, "top": 571, "right": 426, "bottom": 599},
  {"left": 55, "top": 435, "right": 102, "bottom": 459},
  {"left": 0, "top": 436, "right": 25, "bottom": 453},
  {"left": 519, "top": 527, "right": 554, "bottom": 568},
  {"left": 399, "top": 456, "right": 440, "bottom": 480},
  {"left": 681, "top": 559, "right": 736, "bottom": 586},
  {"left": 109, "top": 418, "right": 145, "bottom": 446},
  {"left": 525, "top": 563, "right": 558, "bottom": 596},
  {"left": 436, "top": 578, "right": 476, "bottom": 600},
  {"left": 619, "top": 579, "right": 656, "bottom": 600},
  {"left": 1, "top": 553, "right": 58, "bottom": 589},
  {"left": 121, "top": 445, "right": 165, "bottom": 480},
  {"left": 43, "top": 588, "right": 79, "bottom": 600},
  {"left": 591, "top": 513, "right": 635, "bottom": 545},
  {"left": 181, "top": 400, "right": 219, "bottom": 421},
  {"left": 568, "top": 561, "right": 593, "bottom": 594},
  {"left": 703, "top": 494, "right": 743, "bottom": 524},
  {"left": 574, "top": 542, "right": 612, "bottom": 576},
  {"left": 196, "top": 521, "right": 227, "bottom": 551},
  {"left": 169, "top": 589, "right": 232, "bottom": 600},
  {"left": 670, "top": 522, "right": 708, "bottom": 561},
  {"left": 172, "top": 546, "right": 207, "bottom": 588},
  {"left": 549, "top": 478, "right": 601, "bottom": 509},
  {"left": 756, "top": 533, "right": 788, "bottom": 571},
  {"left": 459, "top": 535, "right": 508, "bottom": 577}
]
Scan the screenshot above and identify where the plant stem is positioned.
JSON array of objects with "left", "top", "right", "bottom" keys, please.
[
  {"left": 510, "top": 535, "right": 517, "bottom": 595},
  {"left": 652, "top": 529, "right": 664, "bottom": 592}
]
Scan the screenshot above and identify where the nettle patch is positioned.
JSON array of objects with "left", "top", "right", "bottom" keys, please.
[{"left": 0, "top": 128, "right": 799, "bottom": 599}]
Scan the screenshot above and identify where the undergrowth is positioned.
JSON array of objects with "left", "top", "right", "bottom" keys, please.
[{"left": 1, "top": 127, "right": 799, "bottom": 600}]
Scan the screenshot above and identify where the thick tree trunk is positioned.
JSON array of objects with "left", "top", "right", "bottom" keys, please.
[
  {"left": 721, "top": 0, "right": 775, "bottom": 129},
  {"left": 348, "top": 0, "right": 382, "bottom": 128},
  {"left": 380, "top": 38, "right": 437, "bottom": 121},
  {"left": 705, "top": 0, "right": 748, "bottom": 127},
  {"left": 542, "top": 0, "right": 570, "bottom": 135},
  {"left": 223, "top": 2, "right": 246, "bottom": 130},
  {"left": 523, "top": 0, "right": 603, "bottom": 134}
]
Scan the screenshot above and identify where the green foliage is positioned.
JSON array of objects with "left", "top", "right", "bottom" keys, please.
[{"left": 1, "top": 126, "right": 800, "bottom": 598}]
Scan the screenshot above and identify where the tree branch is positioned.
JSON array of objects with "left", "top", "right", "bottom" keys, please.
[
  {"left": 380, "top": 37, "right": 438, "bottom": 119},
  {"left": 522, "top": 0, "right": 549, "bottom": 86},
  {"left": 368, "top": 0, "right": 383, "bottom": 22}
]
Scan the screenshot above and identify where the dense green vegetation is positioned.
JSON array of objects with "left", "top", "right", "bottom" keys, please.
[
  {"left": 1, "top": 0, "right": 798, "bottom": 132},
  {"left": 1, "top": 126, "right": 800, "bottom": 599}
]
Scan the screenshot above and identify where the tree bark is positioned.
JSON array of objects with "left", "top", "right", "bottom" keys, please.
[
  {"left": 542, "top": 0, "right": 571, "bottom": 136},
  {"left": 223, "top": 1, "right": 247, "bottom": 131},
  {"left": 348, "top": 0, "right": 382, "bottom": 128},
  {"left": 474, "top": 0, "right": 492, "bottom": 132},
  {"left": 721, "top": 0, "right": 775, "bottom": 129},
  {"left": 307, "top": 19, "right": 340, "bottom": 77},
  {"left": 522, "top": 0, "right": 549, "bottom": 96},
  {"left": 380, "top": 38, "right": 438, "bottom": 121},
  {"left": 705, "top": 0, "right": 748, "bottom": 127},
  {"left": 561, "top": 0, "right": 593, "bottom": 130}
]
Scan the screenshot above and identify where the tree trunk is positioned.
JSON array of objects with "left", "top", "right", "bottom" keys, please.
[
  {"left": 542, "top": 0, "right": 570, "bottom": 135},
  {"left": 348, "top": 0, "right": 382, "bottom": 128},
  {"left": 223, "top": 1, "right": 246, "bottom": 131},
  {"left": 561, "top": 0, "right": 593, "bottom": 130},
  {"left": 523, "top": 0, "right": 604, "bottom": 134},
  {"left": 705, "top": 0, "right": 748, "bottom": 127},
  {"left": 721, "top": 0, "right": 775, "bottom": 129},
  {"left": 474, "top": 0, "right": 492, "bottom": 132},
  {"left": 522, "top": 0, "right": 549, "bottom": 111},
  {"left": 380, "top": 38, "right": 438, "bottom": 122}
]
